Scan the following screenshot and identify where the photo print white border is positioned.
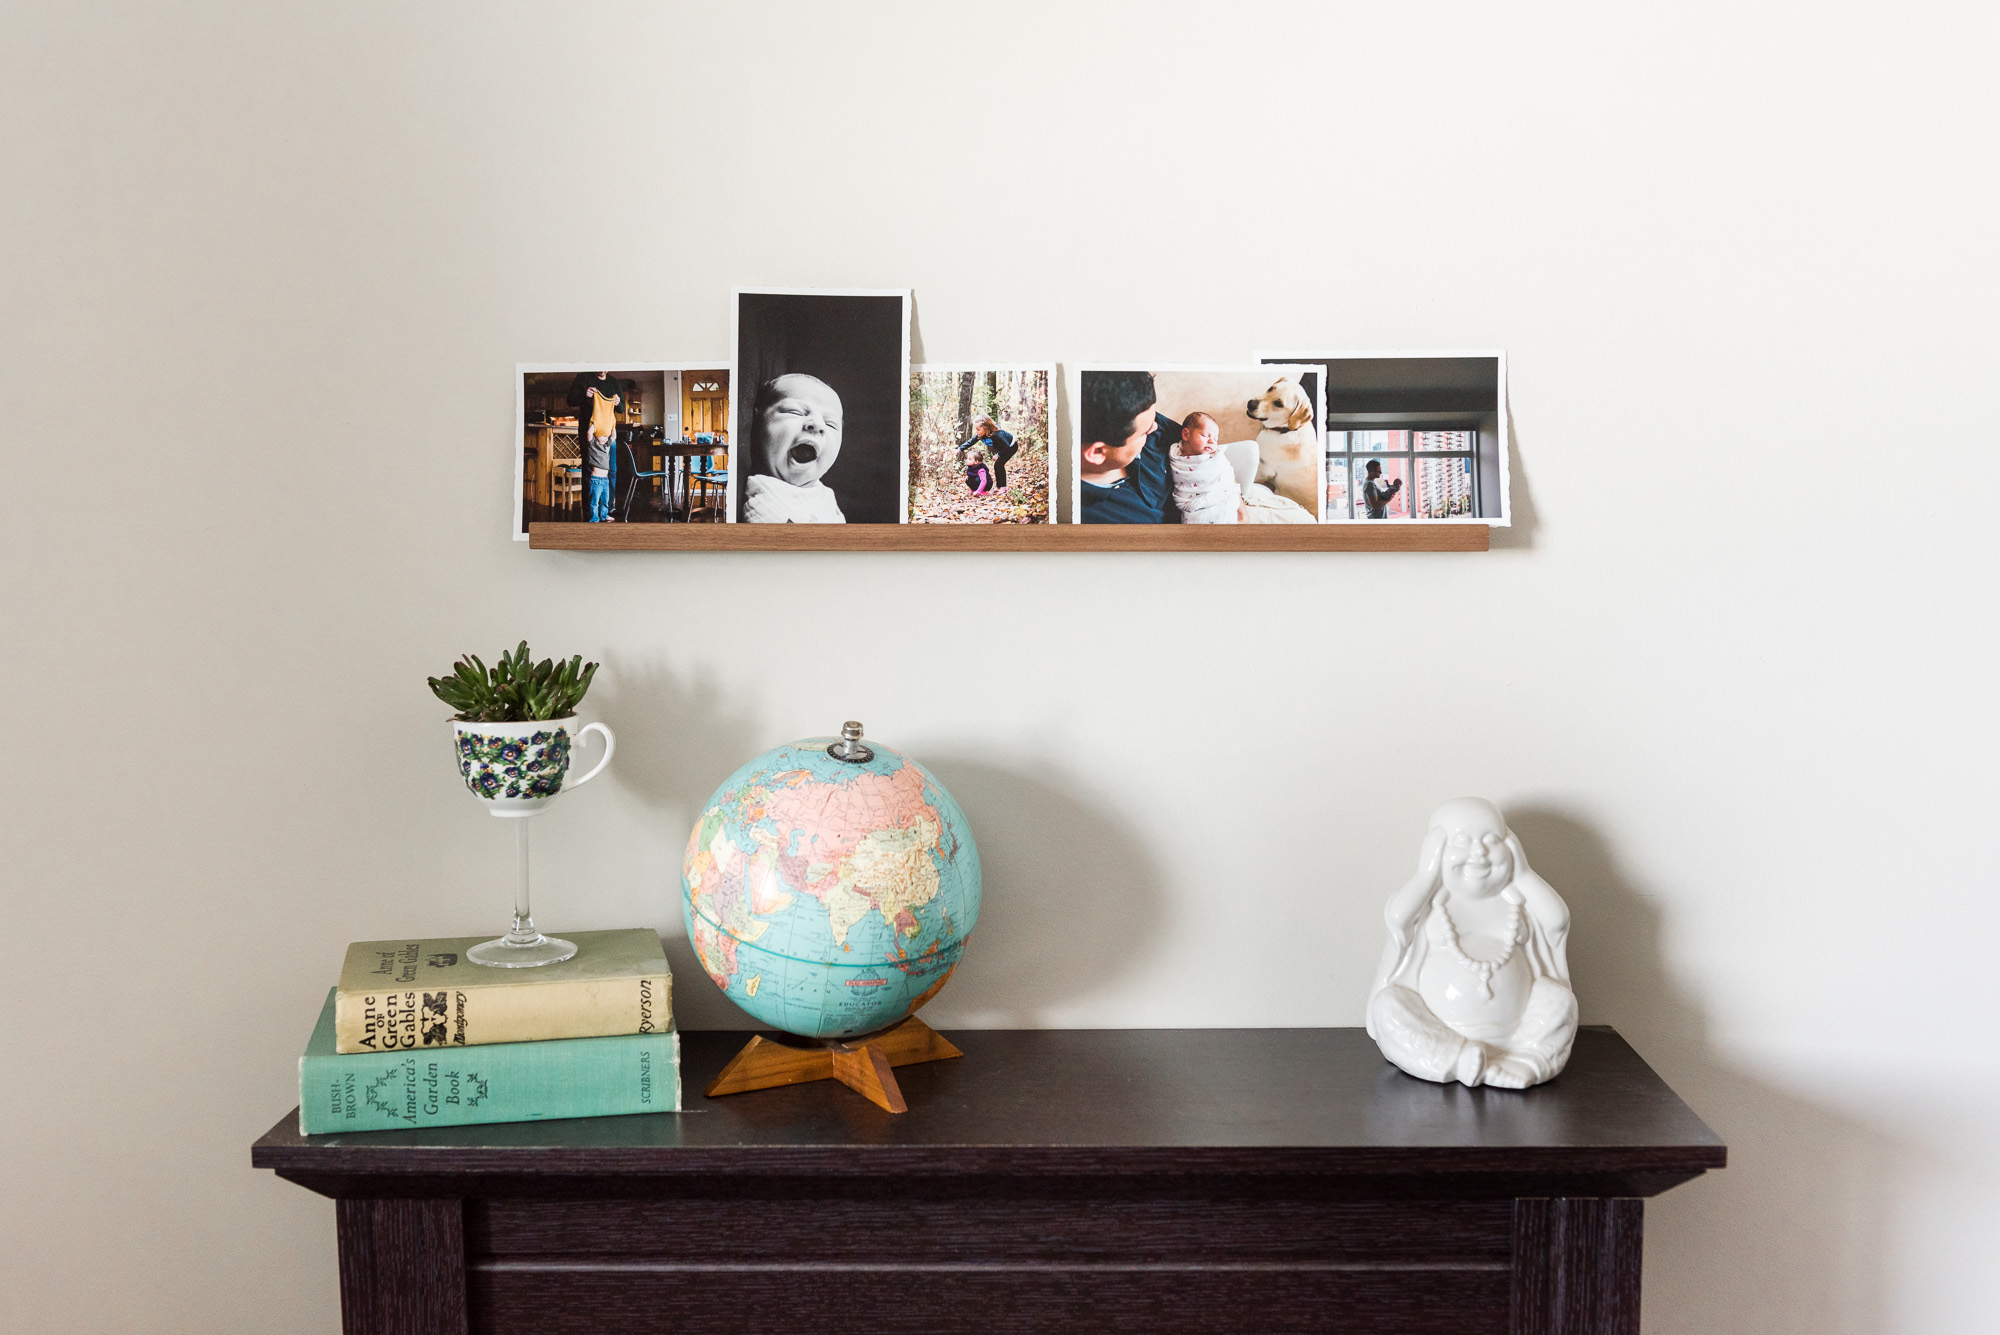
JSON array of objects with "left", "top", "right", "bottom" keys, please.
[
  {"left": 1069, "top": 363, "right": 1327, "bottom": 525},
  {"left": 909, "top": 362, "right": 1061, "bottom": 524},
  {"left": 513, "top": 360, "right": 728, "bottom": 541},
  {"left": 1257, "top": 350, "right": 1510, "bottom": 525},
  {"left": 729, "top": 287, "right": 913, "bottom": 524}
]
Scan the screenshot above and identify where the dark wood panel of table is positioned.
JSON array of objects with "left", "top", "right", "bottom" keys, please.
[{"left": 254, "top": 1026, "right": 1722, "bottom": 1335}]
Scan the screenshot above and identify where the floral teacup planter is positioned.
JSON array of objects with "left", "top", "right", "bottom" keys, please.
[{"left": 452, "top": 717, "right": 614, "bottom": 816}]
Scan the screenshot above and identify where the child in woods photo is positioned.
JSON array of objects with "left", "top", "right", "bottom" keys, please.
[
  {"left": 960, "top": 416, "right": 1017, "bottom": 489},
  {"left": 964, "top": 444, "right": 993, "bottom": 495},
  {"left": 906, "top": 365, "right": 1053, "bottom": 523}
]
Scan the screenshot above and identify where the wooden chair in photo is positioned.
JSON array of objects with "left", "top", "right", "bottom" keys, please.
[
  {"left": 549, "top": 465, "right": 582, "bottom": 515},
  {"left": 547, "top": 426, "right": 582, "bottom": 515}
]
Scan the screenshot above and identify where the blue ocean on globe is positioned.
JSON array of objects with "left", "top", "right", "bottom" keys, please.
[{"left": 681, "top": 737, "right": 980, "bottom": 1038}]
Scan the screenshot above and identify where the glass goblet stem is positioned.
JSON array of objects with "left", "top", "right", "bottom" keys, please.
[
  {"left": 505, "top": 814, "right": 542, "bottom": 946},
  {"left": 467, "top": 809, "right": 573, "bottom": 968}
]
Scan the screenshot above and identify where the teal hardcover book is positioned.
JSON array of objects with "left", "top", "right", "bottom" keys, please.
[{"left": 298, "top": 989, "right": 679, "bottom": 1134}]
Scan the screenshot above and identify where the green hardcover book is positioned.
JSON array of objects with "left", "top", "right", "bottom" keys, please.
[
  {"left": 299, "top": 989, "right": 680, "bottom": 1135},
  {"left": 334, "top": 927, "right": 670, "bottom": 1053}
]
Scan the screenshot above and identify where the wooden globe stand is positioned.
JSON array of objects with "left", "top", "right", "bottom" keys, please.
[{"left": 704, "top": 1017, "right": 963, "bottom": 1114}]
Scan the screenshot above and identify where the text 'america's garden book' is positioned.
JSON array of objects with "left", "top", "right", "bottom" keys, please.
[{"left": 300, "top": 988, "right": 680, "bottom": 1134}]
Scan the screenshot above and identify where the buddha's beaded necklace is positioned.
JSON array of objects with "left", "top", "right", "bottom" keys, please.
[{"left": 1435, "top": 894, "right": 1523, "bottom": 999}]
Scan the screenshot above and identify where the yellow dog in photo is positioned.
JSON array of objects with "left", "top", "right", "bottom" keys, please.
[{"left": 1246, "top": 376, "right": 1320, "bottom": 515}]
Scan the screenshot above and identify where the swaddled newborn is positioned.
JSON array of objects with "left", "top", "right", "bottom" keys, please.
[
  {"left": 743, "top": 473, "right": 845, "bottom": 522},
  {"left": 1171, "top": 409, "right": 1319, "bottom": 524},
  {"left": 1170, "top": 411, "right": 1242, "bottom": 523}
]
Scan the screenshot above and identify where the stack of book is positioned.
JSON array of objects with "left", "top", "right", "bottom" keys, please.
[{"left": 297, "top": 928, "right": 678, "bottom": 1134}]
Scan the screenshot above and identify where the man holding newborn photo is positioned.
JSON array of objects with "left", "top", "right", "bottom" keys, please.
[{"left": 1079, "top": 368, "right": 1320, "bottom": 524}]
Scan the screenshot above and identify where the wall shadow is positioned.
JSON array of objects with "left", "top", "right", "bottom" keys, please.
[
  {"left": 590, "top": 652, "right": 761, "bottom": 818},
  {"left": 916, "top": 753, "right": 1167, "bottom": 1027},
  {"left": 1489, "top": 401, "right": 1539, "bottom": 549},
  {"left": 586, "top": 653, "right": 763, "bottom": 1028},
  {"left": 1508, "top": 806, "right": 1898, "bottom": 1335}
]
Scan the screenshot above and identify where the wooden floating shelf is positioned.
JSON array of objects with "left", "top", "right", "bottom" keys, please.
[{"left": 528, "top": 522, "right": 1490, "bottom": 552}]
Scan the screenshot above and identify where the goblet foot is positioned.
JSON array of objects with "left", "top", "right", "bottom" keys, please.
[{"left": 468, "top": 932, "right": 577, "bottom": 968}]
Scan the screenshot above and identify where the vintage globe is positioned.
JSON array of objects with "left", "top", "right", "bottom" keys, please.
[{"left": 681, "top": 725, "right": 980, "bottom": 1038}]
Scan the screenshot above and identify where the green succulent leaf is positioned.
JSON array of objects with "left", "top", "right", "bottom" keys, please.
[{"left": 427, "top": 642, "right": 599, "bottom": 721}]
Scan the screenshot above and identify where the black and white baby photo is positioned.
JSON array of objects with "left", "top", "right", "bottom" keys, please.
[{"left": 731, "top": 289, "right": 911, "bottom": 524}]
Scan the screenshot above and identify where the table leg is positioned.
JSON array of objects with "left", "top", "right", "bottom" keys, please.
[
  {"left": 1509, "top": 1197, "right": 1642, "bottom": 1335},
  {"left": 336, "top": 1198, "right": 469, "bottom": 1335}
]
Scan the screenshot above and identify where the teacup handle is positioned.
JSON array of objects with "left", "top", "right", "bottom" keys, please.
[{"left": 564, "top": 722, "right": 615, "bottom": 790}]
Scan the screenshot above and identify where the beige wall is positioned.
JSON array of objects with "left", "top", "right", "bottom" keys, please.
[{"left": 4, "top": 3, "right": 1997, "bottom": 1332}]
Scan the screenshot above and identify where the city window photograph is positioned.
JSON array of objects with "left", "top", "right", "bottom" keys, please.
[{"left": 1260, "top": 353, "right": 1509, "bottom": 523}]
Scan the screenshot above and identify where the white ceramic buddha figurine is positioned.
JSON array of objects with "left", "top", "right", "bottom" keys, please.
[{"left": 1366, "top": 798, "right": 1577, "bottom": 1088}]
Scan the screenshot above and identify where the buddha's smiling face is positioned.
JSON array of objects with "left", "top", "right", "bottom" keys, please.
[
  {"left": 757, "top": 374, "right": 843, "bottom": 487},
  {"left": 1441, "top": 825, "right": 1512, "bottom": 899}
]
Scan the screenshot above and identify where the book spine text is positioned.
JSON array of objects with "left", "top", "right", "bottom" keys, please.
[
  {"left": 333, "top": 973, "right": 670, "bottom": 1054},
  {"left": 301, "top": 1029, "right": 680, "bottom": 1134}
]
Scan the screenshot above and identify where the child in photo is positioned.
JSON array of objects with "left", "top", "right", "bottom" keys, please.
[
  {"left": 741, "top": 373, "right": 847, "bottom": 523},
  {"left": 575, "top": 371, "right": 622, "bottom": 523},
  {"left": 960, "top": 416, "right": 1018, "bottom": 488},
  {"left": 1170, "top": 411, "right": 1243, "bottom": 523},
  {"left": 964, "top": 444, "right": 993, "bottom": 495}
]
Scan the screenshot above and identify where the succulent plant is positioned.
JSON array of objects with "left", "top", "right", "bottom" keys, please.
[{"left": 428, "top": 641, "right": 598, "bottom": 722}]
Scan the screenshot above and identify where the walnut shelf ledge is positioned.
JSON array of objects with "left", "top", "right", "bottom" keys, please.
[{"left": 528, "top": 522, "right": 1491, "bottom": 552}]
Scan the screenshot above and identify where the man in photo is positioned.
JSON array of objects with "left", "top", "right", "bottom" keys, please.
[
  {"left": 570, "top": 371, "right": 622, "bottom": 523},
  {"left": 741, "top": 373, "right": 847, "bottom": 522},
  {"left": 1078, "top": 371, "right": 1181, "bottom": 524},
  {"left": 958, "top": 416, "right": 1018, "bottom": 491},
  {"left": 1361, "top": 459, "right": 1403, "bottom": 519}
]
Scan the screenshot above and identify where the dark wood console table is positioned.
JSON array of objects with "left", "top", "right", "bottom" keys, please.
[{"left": 252, "top": 1026, "right": 1722, "bottom": 1335}]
